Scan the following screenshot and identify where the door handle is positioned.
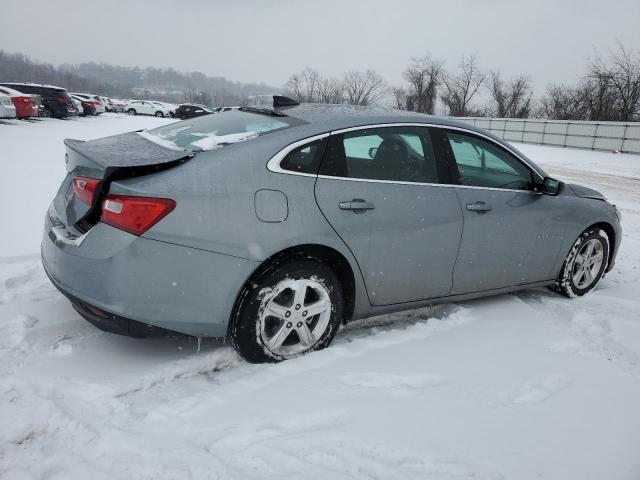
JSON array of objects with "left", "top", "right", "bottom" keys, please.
[
  {"left": 466, "top": 201, "right": 492, "bottom": 214},
  {"left": 339, "top": 198, "right": 375, "bottom": 213}
]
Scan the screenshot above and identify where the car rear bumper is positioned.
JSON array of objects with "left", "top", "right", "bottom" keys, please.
[
  {"left": 52, "top": 108, "right": 77, "bottom": 118},
  {"left": 42, "top": 207, "right": 259, "bottom": 337}
]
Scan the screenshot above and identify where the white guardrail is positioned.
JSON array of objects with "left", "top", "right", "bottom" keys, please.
[{"left": 451, "top": 117, "right": 640, "bottom": 155}]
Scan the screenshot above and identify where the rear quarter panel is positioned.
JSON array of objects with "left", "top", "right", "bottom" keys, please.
[{"left": 108, "top": 130, "right": 372, "bottom": 318}]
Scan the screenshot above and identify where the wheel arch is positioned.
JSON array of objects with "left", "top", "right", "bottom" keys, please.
[
  {"left": 230, "top": 244, "right": 357, "bottom": 332},
  {"left": 586, "top": 221, "right": 617, "bottom": 271}
]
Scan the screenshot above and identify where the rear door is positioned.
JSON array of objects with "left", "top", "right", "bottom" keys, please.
[
  {"left": 437, "top": 128, "right": 566, "bottom": 294},
  {"left": 314, "top": 125, "right": 463, "bottom": 306}
]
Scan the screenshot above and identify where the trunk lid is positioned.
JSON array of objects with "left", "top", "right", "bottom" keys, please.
[{"left": 55, "top": 132, "right": 192, "bottom": 234}]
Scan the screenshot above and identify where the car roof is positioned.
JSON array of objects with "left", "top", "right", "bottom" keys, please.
[
  {"left": 0, "top": 85, "right": 30, "bottom": 96},
  {"left": 1, "top": 82, "right": 65, "bottom": 91},
  {"left": 247, "top": 103, "right": 486, "bottom": 135}
]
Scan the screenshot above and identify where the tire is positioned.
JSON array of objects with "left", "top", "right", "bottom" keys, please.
[
  {"left": 127, "top": 109, "right": 137, "bottom": 116},
  {"left": 229, "top": 258, "right": 343, "bottom": 363},
  {"left": 155, "top": 111, "right": 164, "bottom": 117},
  {"left": 41, "top": 108, "right": 52, "bottom": 118},
  {"left": 552, "top": 227, "right": 609, "bottom": 298}
]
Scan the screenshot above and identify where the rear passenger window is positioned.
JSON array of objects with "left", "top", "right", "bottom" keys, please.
[
  {"left": 279, "top": 139, "right": 326, "bottom": 174},
  {"left": 320, "top": 126, "right": 439, "bottom": 183}
]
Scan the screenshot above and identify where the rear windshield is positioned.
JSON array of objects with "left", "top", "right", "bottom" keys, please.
[{"left": 140, "top": 110, "right": 299, "bottom": 151}]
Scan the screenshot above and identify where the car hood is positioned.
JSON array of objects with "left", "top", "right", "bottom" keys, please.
[{"left": 567, "top": 183, "right": 606, "bottom": 201}]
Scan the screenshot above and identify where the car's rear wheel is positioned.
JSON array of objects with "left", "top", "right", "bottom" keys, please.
[
  {"left": 127, "top": 109, "right": 136, "bottom": 116},
  {"left": 552, "top": 227, "right": 609, "bottom": 297},
  {"left": 40, "top": 107, "right": 52, "bottom": 118},
  {"left": 155, "top": 111, "right": 164, "bottom": 117},
  {"left": 229, "top": 259, "right": 343, "bottom": 363}
]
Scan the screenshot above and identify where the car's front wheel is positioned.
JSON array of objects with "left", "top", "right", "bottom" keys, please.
[
  {"left": 552, "top": 227, "right": 609, "bottom": 297},
  {"left": 155, "top": 111, "right": 164, "bottom": 117},
  {"left": 230, "top": 259, "right": 343, "bottom": 363},
  {"left": 127, "top": 108, "right": 137, "bottom": 116}
]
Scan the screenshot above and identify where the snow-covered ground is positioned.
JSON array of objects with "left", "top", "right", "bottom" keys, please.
[{"left": 1, "top": 114, "right": 640, "bottom": 480}]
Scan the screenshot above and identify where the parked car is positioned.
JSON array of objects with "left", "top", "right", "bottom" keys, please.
[
  {"left": 109, "top": 98, "right": 126, "bottom": 113},
  {"left": 0, "top": 93, "right": 16, "bottom": 118},
  {"left": 70, "top": 94, "right": 97, "bottom": 116},
  {"left": 0, "top": 82, "right": 76, "bottom": 118},
  {"left": 151, "top": 101, "right": 176, "bottom": 117},
  {"left": 70, "top": 95, "right": 81, "bottom": 114},
  {"left": 42, "top": 97, "right": 622, "bottom": 363},
  {"left": 126, "top": 100, "right": 172, "bottom": 117},
  {"left": 175, "top": 103, "right": 213, "bottom": 120},
  {"left": 99, "top": 96, "right": 113, "bottom": 112},
  {"left": 71, "top": 93, "right": 105, "bottom": 115},
  {"left": 0, "top": 85, "right": 39, "bottom": 119}
]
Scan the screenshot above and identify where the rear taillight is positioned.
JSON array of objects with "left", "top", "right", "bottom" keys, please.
[
  {"left": 100, "top": 195, "right": 176, "bottom": 236},
  {"left": 73, "top": 176, "right": 101, "bottom": 205},
  {"left": 58, "top": 97, "right": 68, "bottom": 104}
]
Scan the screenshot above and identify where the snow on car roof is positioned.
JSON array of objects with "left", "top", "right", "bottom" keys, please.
[
  {"left": 0, "top": 85, "right": 32, "bottom": 97},
  {"left": 1, "top": 82, "right": 66, "bottom": 91}
]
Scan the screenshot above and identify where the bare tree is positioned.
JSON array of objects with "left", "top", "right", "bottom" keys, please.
[
  {"left": 441, "top": 54, "right": 486, "bottom": 116},
  {"left": 488, "top": 71, "right": 533, "bottom": 118},
  {"left": 397, "top": 54, "right": 444, "bottom": 114},
  {"left": 538, "top": 84, "right": 586, "bottom": 120},
  {"left": 318, "top": 77, "right": 345, "bottom": 104},
  {"left": 392, "top": 87, "right": 409, "bottom": 110},
  {"left": 342, "top": 69, "right": 386, "bottom": 106},
  {"left": 284, "top": 67, "right": 323, "bottom": 103},
  {"left": 585, "top": 43, "right": 640, "bottom": 121}
]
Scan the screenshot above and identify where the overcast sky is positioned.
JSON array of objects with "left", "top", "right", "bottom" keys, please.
[{"left": 1, "top": 0, "right": 638, "bottom": 93}]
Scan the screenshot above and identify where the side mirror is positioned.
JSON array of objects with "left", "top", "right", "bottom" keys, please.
[
  {"left": 540, "top": 177, "right": 562, "bottom": 195},
  {"left": 368, "top": 147, "right": 379, "bottom": 159}
]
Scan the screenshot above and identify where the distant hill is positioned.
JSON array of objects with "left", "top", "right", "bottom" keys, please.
[{"left": 0, "top": 50, "right": 279, "bottom": 106}]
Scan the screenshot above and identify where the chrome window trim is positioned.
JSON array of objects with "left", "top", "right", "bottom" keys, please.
[
  {"left": 266, "top": 132, "right": 330, "bottom": 177},
  {"left": 266, "top": 122, "right": 545, "bottom": 188},
  {"left": 314, "top": 174, "right": 542, "bottom": 195}
]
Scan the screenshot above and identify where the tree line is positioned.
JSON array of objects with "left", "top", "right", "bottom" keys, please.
[
  {"left": 284, "top": 43, "right": 640, "bottom": 122},
  {"left": 0, "top": 50, "right": 278, "bottom": 106}
]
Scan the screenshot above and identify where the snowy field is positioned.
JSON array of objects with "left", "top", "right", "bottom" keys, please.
[{"left": 1, "top": 114, "right": 640, "bottom": 480}]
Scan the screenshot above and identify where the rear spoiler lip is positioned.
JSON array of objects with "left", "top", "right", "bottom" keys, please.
[
  {"left": 63, "top": 131, "right": 192, "bottom": 170},
  {"left": 63, "top": 138, "right": 85, "bottom": 149}
]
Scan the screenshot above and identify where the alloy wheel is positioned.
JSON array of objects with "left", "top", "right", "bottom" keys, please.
[
  {"left": 571, "top": 239, "right": 604, "bottom": 289},
  {"left": 259, "top": 278, "right": 332, "bottom": 358}
]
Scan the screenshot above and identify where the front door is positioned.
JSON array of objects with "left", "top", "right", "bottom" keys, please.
[
  {"left": 440, "top": 129, "right": 567, "bottom": 294},
  {"left": 314, "top": 125, "right": 463, "bottom": 305}
]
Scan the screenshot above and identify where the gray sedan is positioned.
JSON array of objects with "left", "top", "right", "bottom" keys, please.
[{"left": 42, "top": 97, "right": 622, "bottom": 362}]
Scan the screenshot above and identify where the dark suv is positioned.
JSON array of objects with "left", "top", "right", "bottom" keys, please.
[
  {"left": 0, "top": 83, "right": 77, "bottom": 118},
  {"left": 175, "top": 103, "right": 213, "bottom": 120}
]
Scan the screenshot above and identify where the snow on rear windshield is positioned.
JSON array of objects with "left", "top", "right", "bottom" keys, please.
[{"left": 138, "top": 110, "right": 291, "bottom": 151}]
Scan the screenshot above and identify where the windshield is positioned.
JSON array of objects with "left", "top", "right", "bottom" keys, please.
[{"left": 139, "top": 110, "right": 298, "bottom": 151}]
